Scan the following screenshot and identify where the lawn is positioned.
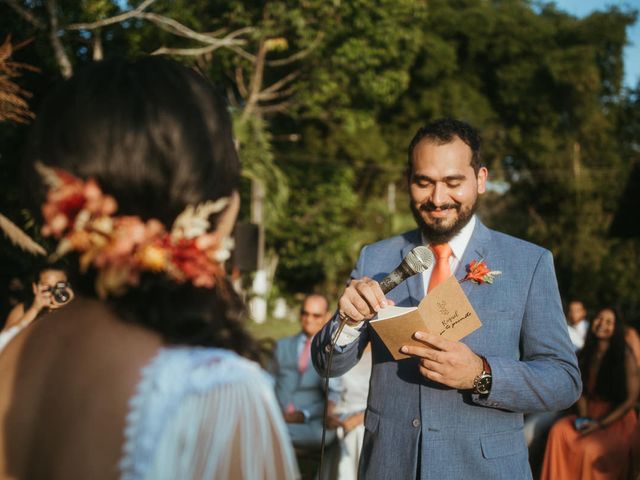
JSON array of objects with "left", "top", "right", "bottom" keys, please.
[{"left": 246, "top": 316, "right": 300, "bottom": 341}]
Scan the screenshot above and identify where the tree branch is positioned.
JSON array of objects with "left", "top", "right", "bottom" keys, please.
[
  {"left": 44, "top": 0, "right": 72, "bottom": 78},
  {"left": 66, "top": 0, "right": 158, "bottom": 30},
  {"left": 140, "top": 13, "right": 253, "bottom": 46},
  {"left": 151, "top": 43, "right": 223, "bottom": 57},
  {"left": 92, "top": 30, "right": 103, "bottom": 60},
  {"left": 3, "top": 0, "right": 46, "bottom": 29},
  {"left": 260, "top": 70, "right": 300, "bottom": 96},
  {"left": 258, "top": 101, "right": 291, "bottom": 115},
  {"left": 257, "top": 86, "right": 296, "bottom": 102},
  {"left": 228, "top": 44, "right": 256, "bottom": 62},
  {"left": 266, "top": 32, "right": 323, "bottom": 67},
  {"left": 241, "top": 39, "right": 267, "bottom": 121},
  {"left": 235, "top": 66, "right": 248, "bottom": 99}
]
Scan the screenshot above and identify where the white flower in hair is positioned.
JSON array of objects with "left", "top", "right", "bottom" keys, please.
[{"left": 170, "top": 198, "right": 229, "bottom": 240}]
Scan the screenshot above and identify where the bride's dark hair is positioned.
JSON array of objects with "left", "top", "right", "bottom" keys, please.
[{"left": 24, "top": 56, "right": 260, "bottom": 360}]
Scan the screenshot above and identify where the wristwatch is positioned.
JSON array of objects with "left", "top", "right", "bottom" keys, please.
[{"left": 472, "top": 356, "right": 492, "bottom": 395}]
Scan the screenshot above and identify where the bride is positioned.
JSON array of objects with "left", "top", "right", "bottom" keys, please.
[{"left": 0, "top": 57, "right": 298, "bottom": 480}]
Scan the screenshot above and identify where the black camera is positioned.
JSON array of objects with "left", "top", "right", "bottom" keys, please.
[{"left": 46, "top": 281, "right": 72, "bottom": 304}]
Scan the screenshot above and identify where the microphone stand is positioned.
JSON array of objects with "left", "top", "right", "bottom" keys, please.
[{"left": 317, "top": 314, "right": 350, "bottom": 479}]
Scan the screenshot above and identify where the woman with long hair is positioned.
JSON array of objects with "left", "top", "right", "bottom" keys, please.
[
  {"left": 541, "top": 307, "right": 639, "bottom": 479},
  {"left": 0, "top": 57, "right": 297, "bottom": 479}
]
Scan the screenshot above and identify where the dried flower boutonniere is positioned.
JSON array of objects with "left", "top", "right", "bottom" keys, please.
[{"left": 462, "top": 259, "right": 502, "bottom": 285}]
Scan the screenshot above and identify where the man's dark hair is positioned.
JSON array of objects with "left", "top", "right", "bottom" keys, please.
[{"left": 407, "top": 118, "right": 483, "bottom": 174}]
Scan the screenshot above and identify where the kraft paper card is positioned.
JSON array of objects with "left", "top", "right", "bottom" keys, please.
[{"left": 369, "top": 276, "right": 482, "bottom": 360}]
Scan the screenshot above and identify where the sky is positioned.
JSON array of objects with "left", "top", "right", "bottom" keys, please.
[{"left": 553, "top": 0, "right": 640, "bottom": 88}]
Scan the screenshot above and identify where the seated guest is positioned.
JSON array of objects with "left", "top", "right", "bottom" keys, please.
[
  {"left": 1, "top": 264, "right": 73, "bottom": 353},
  {"left": 566, "top": 299, "right": 589, "bottom": 351},
  {"left": 0, "top": 57, "right": 297, "bottom": 479},
  {"left": 541, "top": 307, "right": 639, "bottom": 480},
  {"left": 324, "top": 343, "right": 372, "bottom": 480},
  {"left": 271, "top": 294, "right": 339, "bottom": 449}
]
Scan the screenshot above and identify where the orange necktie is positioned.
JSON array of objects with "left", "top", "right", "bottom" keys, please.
[{"left": 428, "top": 243, "right": 452, "bottom": 292}]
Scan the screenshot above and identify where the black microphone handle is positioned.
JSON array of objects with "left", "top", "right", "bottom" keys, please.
[{"left": 378, "top": 261, "right": 416, "bottom": 294}]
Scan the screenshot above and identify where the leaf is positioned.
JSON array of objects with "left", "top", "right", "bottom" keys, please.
[
  {"left": 34, "top": 161, "right": 63, "bottom": 189},
  {"left": 0, "top": 212, "right": 47, "bottom": 256}
]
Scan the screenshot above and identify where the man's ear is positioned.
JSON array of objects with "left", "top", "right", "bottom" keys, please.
[{"left": 476, "top": 167, "right": 488, "bottom": 194}]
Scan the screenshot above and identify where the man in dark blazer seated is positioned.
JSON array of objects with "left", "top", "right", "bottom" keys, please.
[
  {"left": 271, "top": 294, "right": 340, "bottom": 449},
  {"left": 311, "top": 118, "right": 581, "bottom": 479}
]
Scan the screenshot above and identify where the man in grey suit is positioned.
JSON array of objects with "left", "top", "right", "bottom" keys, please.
[
  {"left": 272, "top": 294, "right": 339, "bottom": 449},
  {"left": 311, "top": 118, "right": 581, "bottom": 479}
]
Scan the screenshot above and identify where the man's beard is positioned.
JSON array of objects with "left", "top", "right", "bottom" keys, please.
[{"left": 410, "top": 199, "right": 477, "bottom": 244}]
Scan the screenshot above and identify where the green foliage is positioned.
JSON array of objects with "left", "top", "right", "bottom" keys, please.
[
  {"left": 1, "top": 0, "right": 639, "bottom": 321},
  {"left": 270, "top": 157, "right": 358, "bottom": 293},
  {"left": 233, "top": 113, "right": 289, "bottom": 227}
]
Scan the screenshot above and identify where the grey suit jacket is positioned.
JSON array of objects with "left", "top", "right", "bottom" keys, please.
[
  {"left": 312, "top": 220, "right": 581, "bottom": 480},
  {"left": 272, "top": 333, "right": 327, "bottom": 420}
]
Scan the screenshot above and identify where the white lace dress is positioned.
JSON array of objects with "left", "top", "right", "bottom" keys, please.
[{"left": 119, "top": 347, "right": 299, "bottom": 480}]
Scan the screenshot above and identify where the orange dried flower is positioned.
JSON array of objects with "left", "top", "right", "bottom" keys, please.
[
  {"left": 37, "top": 163, "right": 232, "bottom": 297},
  {"left": 463, "top": 260, "right": 501, "bottom": 285}
]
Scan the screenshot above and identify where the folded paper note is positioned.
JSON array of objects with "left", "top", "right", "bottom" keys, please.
[{"left": 369, "top": 276, "right": 482, "bottom": 360}]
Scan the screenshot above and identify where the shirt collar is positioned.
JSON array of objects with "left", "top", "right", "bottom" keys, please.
[{"left": 422, "top": 215, "right": 477, "bottom": 260}]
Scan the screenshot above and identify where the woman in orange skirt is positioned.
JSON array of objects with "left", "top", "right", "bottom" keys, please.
[{"left": 541, "top": 307, "right": 639, "bottom": 480}]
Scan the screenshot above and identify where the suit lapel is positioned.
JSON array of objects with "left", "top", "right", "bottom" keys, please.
[
  {"left": 455, "top": 219, "right": 492, "bottom": 304},
  {"left": 401, "top": 230, "right": 425, "bottom": 307}
]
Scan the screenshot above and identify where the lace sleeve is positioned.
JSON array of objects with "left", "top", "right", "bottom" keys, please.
[{"left": 120, "top": 348, "right": 299, "bottom": 480}]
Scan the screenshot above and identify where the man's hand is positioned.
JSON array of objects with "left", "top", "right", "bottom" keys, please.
[
  {"left": 283, "top": 410, "right": 305, "bottom": 424},
  {"left": 341, "top": 412, "right": 365, "bottom": 433},
  {"left": 325, "top": 413, "right": 342, "bottom": 430},
  {"left": 338, "top": 277, "right": 394, "bottom": 325},
  {"left": 401, "top": 331, "right": 483, "bottom": 390}
]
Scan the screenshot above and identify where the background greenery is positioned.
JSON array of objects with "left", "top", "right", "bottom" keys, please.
[{"left": 1, "top": 0, "right": 639, "bottom": 329}]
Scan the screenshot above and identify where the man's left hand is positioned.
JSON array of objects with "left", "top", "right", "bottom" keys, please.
[
  {"left": 283, "top": 410, "right": 305, "bottom": 424},
  {"left": 401, "top": 331, "right": 483, "bottom": 390}
]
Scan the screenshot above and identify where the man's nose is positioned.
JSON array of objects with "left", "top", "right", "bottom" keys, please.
[{"left": 431, "top": 182, "right": 447, "bottom": 206}]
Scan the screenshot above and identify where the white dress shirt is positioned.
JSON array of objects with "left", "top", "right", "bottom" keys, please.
[{"left": 567, "top": 319, "right": 589, "bottom": 351}]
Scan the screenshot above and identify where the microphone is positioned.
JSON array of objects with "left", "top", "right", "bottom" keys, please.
[{"left": 378, "top": 246, "right": 435, "bottom": 294}]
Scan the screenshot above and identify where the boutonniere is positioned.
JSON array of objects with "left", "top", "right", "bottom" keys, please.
[{"left": 463, "top": 259, "right": 502, "bottom": 284}]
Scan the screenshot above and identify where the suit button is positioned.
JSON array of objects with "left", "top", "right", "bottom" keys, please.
[
  {"left": 412, "top": 419, "right": 420, "bottom": 428},
  {"left": 324, "top": 345, "right": 331, "bottom": 353}
]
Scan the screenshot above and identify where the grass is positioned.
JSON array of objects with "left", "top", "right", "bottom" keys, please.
[{"left": 246, "top": 316, "right": 300, "bottom": 341}]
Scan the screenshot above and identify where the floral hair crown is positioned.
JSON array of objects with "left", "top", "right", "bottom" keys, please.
[{"left": 36, "top": 162, "right": 234, "bottom": 298}]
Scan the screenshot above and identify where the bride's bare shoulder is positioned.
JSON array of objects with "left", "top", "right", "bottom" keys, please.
[{"left": 2, "top": 297, "right": 163, "bottom": 389}]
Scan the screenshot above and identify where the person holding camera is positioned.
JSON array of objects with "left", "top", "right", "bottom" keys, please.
[{"left": 0, "top": 266, "right": 73, "bottom": 352}]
